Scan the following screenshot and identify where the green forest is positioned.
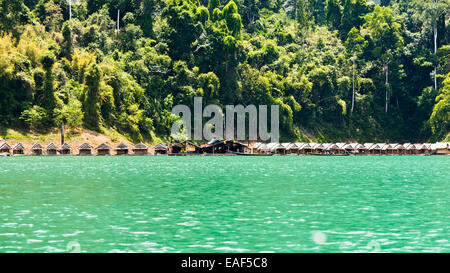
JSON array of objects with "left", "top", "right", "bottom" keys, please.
[{"left": 0, "top": 0, "right": 449, "bottom": 142}]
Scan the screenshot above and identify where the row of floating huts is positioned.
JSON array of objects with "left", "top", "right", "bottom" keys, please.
[
  {"left": 253, "top": 142, "right": 450, "bottom": 155},
  {"left": 0, "top": 142, "right": 150, "bottom": 156},
  {"left": 1, "top": 140, "right": 449, "bottom": 156}
]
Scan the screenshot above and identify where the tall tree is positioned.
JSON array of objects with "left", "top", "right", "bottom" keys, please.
[
  {"left": 326, "top": 0, "right": 341, "bottom": 30},
  {"left": 413, "top": 0, "right": 449, "bottom": 91},
  {"left": 364, "top": 5, "right": 403, "bottom": 113},
  {"left": 345, "top": 27, "right": 368, "bottom": 113},
  {"left": 296, "top": 0, "right": 313, "bottom": 47}
]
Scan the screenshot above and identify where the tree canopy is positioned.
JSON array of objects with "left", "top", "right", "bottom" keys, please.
[{"left": 0, "top": 0, "right": 449, "bottom": 142}]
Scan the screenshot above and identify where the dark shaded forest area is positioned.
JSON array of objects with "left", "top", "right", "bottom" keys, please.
[{"left": 0, "top": 0, "right": 449, "bottom": 142}]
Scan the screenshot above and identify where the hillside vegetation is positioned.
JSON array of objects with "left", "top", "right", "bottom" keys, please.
[{"left": 0, "top": 0, "right": 449, "bottom": 143}]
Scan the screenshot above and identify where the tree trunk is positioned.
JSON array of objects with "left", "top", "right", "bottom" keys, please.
[
  {"left": 385, "top": 64, "right": 389, "bottom": 113},
  {"left": 351, "top": 58, "right": 355, "bottom": 113},
  {"left": 434, "top": 19, "right": 438, "bottom": 90}
]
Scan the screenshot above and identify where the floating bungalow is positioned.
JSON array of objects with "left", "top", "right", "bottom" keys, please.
[
  {"left": 310, "top": 143, "right": 325, "bottom": 154},
  {"left": 60, "top": 143, "right": 72, "bottom": 155},
  {"left": 78, "top": 143, "right": 93, "bottom": 155},
  {"left": 115, "top": 142, "right": 130, "bottom": 155},
  {"left": 297, "top": 143, "right": 312, "bottom": 155},
  {"left": 432, "top": 143, "right": 449, "bottom": 155},
  {"left": 198, "top": 139, "right": 247, "bottom": 154},
  {"left": 133, "top": 143, "right": 149, "bottom": 155},
  {"left": 96, "top": 143, "right": 111, "bottom": 155},
  {"left": 283, "top": 143, "right": 300, "bottom": 154},
  {"left": 324, "top": 143, "right": 342, "bottom": 155},
  {"left": 46, "top": 143, "right": 59, "bottom": 155},
  {"left": 0, "top": 142, "right": 11, "bottom": 154},
  {"left": 154, "top": 143, "right": 169, "bottom": 155},
  {"left": 413, "top": 143, "right": 428, "bottom": 155},
  {"left": 169, "top": 142, "right": 184, "bottom": 154},
  {"left": 12, "top": 143, "right": 25, "bottom": 155},
  {"left": 31, "top": 143, "right": 44, "bottom": 155},
  {"left": 265, "top": 143, "right": 286, "bottom": 155}
]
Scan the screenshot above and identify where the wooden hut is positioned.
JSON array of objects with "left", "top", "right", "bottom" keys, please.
[
  {"left": 310, "top": 143, "right": 325, "bottom": 155},
  {"left": 267, "top": 143, "right": 286, "bottom": 155},
  {"left": 133, "top": 143, "right": 149, "bottom": 155},
  {"left": 31, "top": 143, "right": 44, "bottom": 155},
  {"left": 96, "top": 143, "right": 111, "bottom": 155},
  {"left": 324, "top": 143, "right": 341, "bottom": 155},
  {"left": 413, "top": 144, "right": 427, "bottom": 155},
  {"left": 169, "top": 142, "right": 184, "bottom": 154},
  {"left": 60, "top": 143, "right": 72, "bottom": 155},
  {"left": 251, "top": 142, "right": 263, "bottom": 154},
  {"left": 368, "top": 143, "right": 382, "bottom": 155},
  {"left": 432, "top": 143, "right": 449, "bottom": 155},
  {"left": 46, "top": 143, "right": 59, "bottom": 155},
  {"left": 352, "top": 143, "right": 365, "bottom": 154},
  {"left": 78, "top": 143, "right": 93, "bottom": 155},
  {"left": 226, "top": 141, "right": 248, "bottom": 153},
  {"left": 12, "top": 143, "right": 25, "bottom": 155},
  {"left": 282, "top": 143, "right": 299, "bottom": 154},
  {"left": 115, "top": 142, "right": 130, "bottom": 155},
  {"left": 0, "top": 142, "right": 11, "bottom": 154},
  {"left": 377, "top": 143, "right": 389, "bottom": 155},
  {"left": 297, "top": 143, "right": 312, "bottom": 155},
  {"left": 154, "top": 143, "right": 168, "bottom": 155},
  {"left": 404, "top": 143, "right": 414, "bottom": 155}
]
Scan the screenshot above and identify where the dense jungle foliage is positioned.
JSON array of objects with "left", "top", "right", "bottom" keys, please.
[{"left": 0, "top": 0, "right": 449, "bottom": 142}]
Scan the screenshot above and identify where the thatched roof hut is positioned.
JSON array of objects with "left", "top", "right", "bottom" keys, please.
[
  {"left": 154, "top": 143, "right": 168, "bottom": 155},
  {"left": 31, "top": 143, "right": 44, "bottom": 155},
  {"left": 46, "top": 143, "right": 59, "bottom": 155},
  {"left": 60, "top": 143, "right": 72, "bottom": 155},
  {"left": 12, "top": 143, "right": 25, "bottom": 155},
  {"left": 78, "top": 143, "right": 93, "bottom": 155},
  {"left": 0, "top": 142, "right": 11, "bottom": 153},
  {"left": 96, "top": 143, "right": 111, "bottom": 155},
  {"left": 133, "top": 142, "right": 149, "bottom": 155},
  {"left": 114, "top": 142, "right": 130, "bottom": 155}
]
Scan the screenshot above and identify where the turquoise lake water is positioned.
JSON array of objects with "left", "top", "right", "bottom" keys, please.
[{"left": 0, "top": 156, "right": 449, "bottom": 253}]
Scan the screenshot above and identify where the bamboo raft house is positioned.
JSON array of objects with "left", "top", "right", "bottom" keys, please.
[
  {"left": 133, "top": 143, "right": 149, "bottom": 155},
  {"left": 0, "top": 142, "right": 11, "bottom": 154},
  {"left": 96, "top": 143, "right": 111, "bottom": 156},
  {"left": 115, "top": 142, "right": 130, "bottom": 155},
  {"left": 154, "top": 143, "right": 168, "bottom": 155},
  {"left": 432, "top": 143, "right": 449, "bottom": 155},
  {"left": 60, "top": 143, "right": 72, "bottom": 155},
  {"left": 297, "top": 143, "right": 312, "bottom": 155},
  {"left": 46, "top": 143, "right": 59, "bottom": 155},
  {"left": 282, "top": 143, "right": 299, "bottom": 154},
  {"left": 78, "top": 143, "right": 93, "bottom": 155},
  {"left": 324, "top": 143, "right": 341, "bottom": 155},
  {"left": 12, "top": 143, "right": 25, "bottom": 155},
  {"left": 31, "top": 143, "right": 44, "bottom": 155}
]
